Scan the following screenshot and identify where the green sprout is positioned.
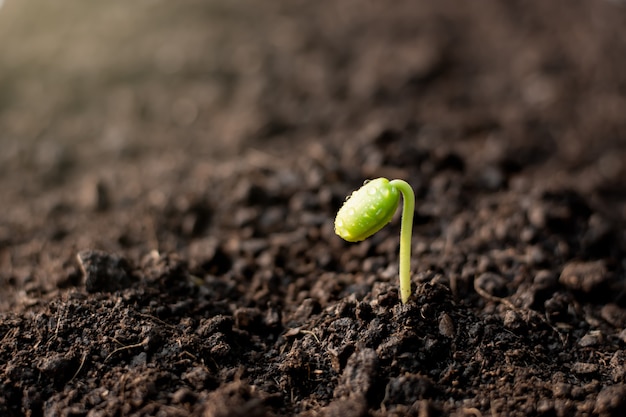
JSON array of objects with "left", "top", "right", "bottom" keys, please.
[{"left": 334, "top": 178, "right": 415, "bottom": 303}]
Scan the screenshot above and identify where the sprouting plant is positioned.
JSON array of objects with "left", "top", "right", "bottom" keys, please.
[{"left": 334, "top": 178, "right": 415, "bottom": 303}]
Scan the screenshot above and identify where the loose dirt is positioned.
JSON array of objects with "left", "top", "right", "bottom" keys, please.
[{"left": 1, "top": 0, "right": 626, "bottom": 416}]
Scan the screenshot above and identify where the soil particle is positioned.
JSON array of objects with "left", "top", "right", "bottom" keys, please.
[
  {"left": 382, "top": 374, "right": 438, "bottom": 408},
  {"left": 37, "top": 353, "right": 78, "bottom": 387},
  {"left": 199, "top": 381, "right": 274, "bottom": 417},
  {"left": 571, "top": 362, "right": 599, "bottom": 376},
  {"left": 182, "top": 366, "right": 218, "bottom": 391},
  {"left": 593, "top": 385, "right": 626, "bottom": 417},
  {"left": 302, "top": 396, "right": 367, "bottom": 417},
  {"left": 600, "top": 304, "right": 626, "bottom": 328},
  {"left": 334, "top": 348, "right": 378, "bottom": 399},
  {"left": 559, "top": 260, "right": 610, "bottom": 293},
  {"left": 77, "top": 250, "right": 132, "bottom": 293},
  {"left": 438, "top": 312, "right": 455, "bottom": 338}
]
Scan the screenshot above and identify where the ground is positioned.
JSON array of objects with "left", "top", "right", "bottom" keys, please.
[{"left": 1, "top": 0, "right": 626, "bottom": 416}]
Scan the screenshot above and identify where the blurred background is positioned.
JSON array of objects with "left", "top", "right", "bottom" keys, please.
[
  {"left": 0, "top": 0, "right": 276, "bottom": 188},
  {"left": 1, "top": 0, "right": 626, "bottom": 266}
]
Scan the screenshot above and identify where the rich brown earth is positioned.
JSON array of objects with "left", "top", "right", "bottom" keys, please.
[{"left": 1, "top": 0, "right": 626, "bottom": 416}]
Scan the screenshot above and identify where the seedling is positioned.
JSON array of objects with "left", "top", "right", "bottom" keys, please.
[{"left": 334, "top": 178, "right": 415, "bottom": 303}]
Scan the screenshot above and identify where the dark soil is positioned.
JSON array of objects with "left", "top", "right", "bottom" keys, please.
[{"left": 2, "top": 0, "right": 626, "bottom": 416}]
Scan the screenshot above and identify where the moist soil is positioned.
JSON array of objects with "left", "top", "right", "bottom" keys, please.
[{"left": 2, "top": 1, "right": 626, "bottom": 416}]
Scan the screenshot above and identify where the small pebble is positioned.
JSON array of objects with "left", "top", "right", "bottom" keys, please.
[
  {"left": 77, "top": 250, "right": 132, "bottom": 293},
  {"left": 438, "top": 313, "right": 455, "bottom": 338},
  {"left": 578, "top": 331, "right": 603, "bottom": 347}
]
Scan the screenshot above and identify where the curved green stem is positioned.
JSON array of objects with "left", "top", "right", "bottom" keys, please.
[{"left": 389, "top": 179, "right": 414, "bottom": 304}]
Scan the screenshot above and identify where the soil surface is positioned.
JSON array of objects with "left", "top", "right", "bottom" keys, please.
[{"left": 2, "top": 0, "right": 626, "bottom": 416}]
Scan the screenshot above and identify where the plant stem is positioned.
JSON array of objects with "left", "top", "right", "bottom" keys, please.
[{"left": 389, "top": 179, "right": 415, "bottom": 304}]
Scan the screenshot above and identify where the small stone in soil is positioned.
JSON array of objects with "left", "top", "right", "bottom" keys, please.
[
  {"left": 578, "top": 331, "right": 603, "bottom": 347},
  {"left": 438, "top": 313, "right": 455, "bottom": 338},
  {"left": 77, "top": 250, "right": 132, "bottom": 293}
]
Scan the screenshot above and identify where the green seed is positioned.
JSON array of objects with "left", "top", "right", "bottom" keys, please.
[{"left": 334, "top": 178, "right": 400, "bottom": 242}]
